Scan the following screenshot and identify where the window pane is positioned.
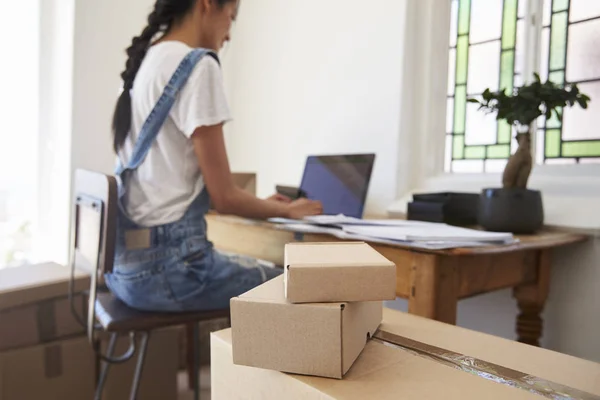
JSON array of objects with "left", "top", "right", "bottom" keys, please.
[
  {"left": 566, "top": 19, "right": 600, "bottom": 83},
  {"left": 465, "top": 146, "right": 486, "bottom": 159},
  {"left": 454, "top": 85, "right": 467, "bottom": 133},
  {"left": 553, "top": 0, "right": 569, "bottom": 12},
  {"left": 569, "top": 0, "right": 600, "bottom": 22},
  {"left": 562, "top": 141, "right": 600, "bottom": 157},
  {"left": 514, "top": 19, "right": 526, "bottom": 78},
  {"left": 502, "top": 0, "right": 518, "bottom": 49},
  {"left": 458, "top": 0, "right": 471, "bottom": 35},
  {"left": 470, "top": 0, "right": 503, "bottom": 44},
  {"left": 518, "top": 0, "right": 526, "bottom": 18},
  {"left": 450, "top": 0, "right": 459, "bottom": 47},
  {"left": 543, "top": 0, "right": 552, "bottom": 26},
  {"left": 448, "top": 49, "right": 456, "bottom": 95},
  {"left": 487, "top": 144, "right": 511, "bottom": 158},
  {"left": 546, "top": 158, "right": 576, "bottom": 164},
  {"left": 550, "top": 12, "right": 568, "bottom": 71},
  {"left": 452, "top": 160, "right": 484, "bottom": 172},
  {"left": 467, "top": 42, "right": 501, "bottom": 94},
  {"left": 485, "top": 159, "right": 509, "bottom": 172},
  {"left": 563, "top": 81, "right": 600, "bottom": 140},
  {"left": 454, "top": 135, "right": 465, "bottom": 159},
  {"left": 466, "top": 102, "right": 498, "bottom": 145},
  {"left": 540, "top": 27, "right": 550, "bottom": 81},
  {"left": 536, "top": 129, "right": 545, "bottom": 163},
  {"left": 545, "top": 129, "right": 561, "bottom": 158},
  {"left": 445, "top": 135, "right": 453, "bottom": 171},
  {"left": 456, "top": 36, "right": 469, "bottom": 84},
  {"left": 447, "top": 98, "right": 454, "bottom": 133},
  {"left": 500, "top": 50, "right": 515, "bottom": 93},
  {"left": 581, "top": 158, "right": 600, "bottom": 164}
]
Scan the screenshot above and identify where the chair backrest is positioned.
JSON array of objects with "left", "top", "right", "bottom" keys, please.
[{"left": 71, "top": 169, "right": 118, "bottom": 341}]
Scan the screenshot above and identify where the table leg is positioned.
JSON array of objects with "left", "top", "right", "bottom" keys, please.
[
  {"left": 513, "top": 250, "right": 551, "bottom": 347},
  {"left": 408, "top": 254, "right": 458, "bottom": 324}
]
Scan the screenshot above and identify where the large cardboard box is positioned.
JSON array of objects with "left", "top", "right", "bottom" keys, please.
[
  {"left": 284, "top": 242, "right": 396, "bottom": 303},
  {"left": 230, "top": 276, "right": 382, "bottom": 379},
  {"left": 0, "top": 336, "right": 95, "bottom": 400},
  {"left": 214, "top": 308, "right": 600, "bottom": 399},
  {"left": 0, "top": 263, "right": 90, "bottom": 351},
  {"left": 101, "top": 327, "right": 180, "bottom": 400}
]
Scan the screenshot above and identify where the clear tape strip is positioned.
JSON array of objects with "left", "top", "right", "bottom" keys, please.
[{"left": 373, "top": 330, "right": 599, "bottom": 400}]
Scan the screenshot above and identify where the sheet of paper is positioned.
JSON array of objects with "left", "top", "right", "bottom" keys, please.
[
  {"left": 342, "top": 225, "right": 514, "bottom": 243},
  {"left": 274, "top": 224, "right": 503, "bottom": 250}
]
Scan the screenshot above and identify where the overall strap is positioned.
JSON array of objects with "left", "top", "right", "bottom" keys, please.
[{"left": 115, "top": 48, "right": 218, "bottom": 182}]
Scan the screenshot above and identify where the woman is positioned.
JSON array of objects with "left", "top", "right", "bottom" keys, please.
[{"left": 105, "top": 0, "right": 323, "bottom": 312}]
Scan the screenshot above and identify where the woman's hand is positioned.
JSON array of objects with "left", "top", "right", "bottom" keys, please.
[
  {"left": 266, "top": 194, "right": 292, "bottom": 203},
  {"left": 285, "top": 198, "right": 323, "bottom": 220}
]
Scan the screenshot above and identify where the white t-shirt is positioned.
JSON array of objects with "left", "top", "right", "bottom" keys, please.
[{"left": 118, "top": 41, "right": 231, "bottom": 227}]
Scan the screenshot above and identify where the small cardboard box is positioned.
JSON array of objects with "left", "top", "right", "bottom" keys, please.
[
  {"left": 230, "top": 276, "right": 382, "bottom": 379},
  {"left": 214, "top": 308, "right": 600, "bottom": 399},
  {"left": 0, "top": 336, "right": 95, "bottom": 400},
  {"left": 284, "top": 242, "right": 396, "bottom": 303},
  {"left": 0, "top": 263, "right": 90, "bottom": 351},
  {"left": 101, "top": 327, "right": 179, "bottom": 400}
]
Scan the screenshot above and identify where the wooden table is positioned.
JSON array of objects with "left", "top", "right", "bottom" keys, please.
[{"left": 206, "top": 214, "right": 587, "bottom": 346}]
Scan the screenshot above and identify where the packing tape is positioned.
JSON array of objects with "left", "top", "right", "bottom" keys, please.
[
  {"left": 44, "top": 344, "right": 63, "bottom": 379},
  {"left": 36, "top": 301, "right": 57, "bottom": 343},
  {"left": 373, "top": 330, "right": 600, "bottom": 400}
]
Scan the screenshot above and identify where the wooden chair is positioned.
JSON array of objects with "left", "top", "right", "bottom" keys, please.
[{"left": 69, "top": 169, "right": 229, "bottom": 400}]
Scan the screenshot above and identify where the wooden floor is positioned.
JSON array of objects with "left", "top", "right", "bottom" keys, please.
[{"left": 178, "top": 367, "right": 211, "bottom": 400}]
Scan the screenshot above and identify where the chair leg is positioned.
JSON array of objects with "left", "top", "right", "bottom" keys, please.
[
  {"left": 129, "top": 331, "right": 150, "bottom": 400},
  {"left": 95, "top": 333, "right": 118, "bottom": 400},
  {"left": 193, "top": 322, "right": 201, "bottom": 400},
  {"left": 186, "top": 323, "right": 195, "bottom": 390}
]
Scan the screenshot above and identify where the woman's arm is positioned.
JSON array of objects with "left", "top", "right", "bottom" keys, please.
[{"left": 191, "top": 123, "right": 322, "bottom": 220}]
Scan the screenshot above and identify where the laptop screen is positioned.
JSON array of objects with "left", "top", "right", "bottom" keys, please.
[{"left": 299, "top": 154, "right": 375, "bottom": 219}]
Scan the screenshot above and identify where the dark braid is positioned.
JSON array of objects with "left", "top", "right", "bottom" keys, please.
[{"left": 112, "top": 0, "right": 236, "bottom": 152}]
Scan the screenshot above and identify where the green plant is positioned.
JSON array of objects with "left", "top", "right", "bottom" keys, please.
[{"left": 468, "top": 74, "right": 590, "bottom": 189}]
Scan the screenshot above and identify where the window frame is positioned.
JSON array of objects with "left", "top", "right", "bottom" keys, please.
[{"left": 390, "top": 0, "right": 600, "bottom": 231}]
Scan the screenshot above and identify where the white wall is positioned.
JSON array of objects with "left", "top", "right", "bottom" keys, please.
[
  {"left": 224, "top": 0, "right": 600, "bottom": 364},
  {"left": 71, "top": 0, "right": 154, "bottom": 175},
  {"left": 221, "top": 0, "right": 408, "bottom": 214},
  {"left": 39, "top": 0, "right": 154, "bottom": 264}
]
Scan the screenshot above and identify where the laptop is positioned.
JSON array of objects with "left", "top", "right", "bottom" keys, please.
[{"left": 298, "top": 153, "right": 376, "bottom": 219}]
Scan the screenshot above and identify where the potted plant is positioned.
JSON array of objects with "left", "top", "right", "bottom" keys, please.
[{"left": 468, "top": 73, "right": 590, "bottom": 233}]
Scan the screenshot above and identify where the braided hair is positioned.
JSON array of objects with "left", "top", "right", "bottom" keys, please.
[{"left": 111, "top": 0, "right": 234, "bottom": 152}]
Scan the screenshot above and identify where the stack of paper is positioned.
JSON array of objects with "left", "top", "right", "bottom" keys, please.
[{"left": 267, "top": 214, "right": 516, "bottom": 250}]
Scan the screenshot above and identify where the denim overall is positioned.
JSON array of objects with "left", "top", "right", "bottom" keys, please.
[{"left": 105, "top": 48, "right": 281, "bottom": 312}]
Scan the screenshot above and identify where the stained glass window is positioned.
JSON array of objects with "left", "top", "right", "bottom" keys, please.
[
  {"left": 445, "top": 0, "right": 600, "bottom": 172},
  {"left": 538, "top": 0, "right": 600, "bottom": 164},
  {"left": 446, "top": 0, "right": 522, "bottom": 173}
]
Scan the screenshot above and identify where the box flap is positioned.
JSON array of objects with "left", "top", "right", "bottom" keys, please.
[
  {"left": 341, "top": 301, "right": 382, "bottom": 374},
  {"left": 284, "top": 242, "right": 396, "bottom": 303},
  {"left": 240, "top": 273, "right": 344, "bottom": 309},
  {"left": 285, "top": 242, "right": 394, "bottom": 268},
  {"left": 0, "top": 263, "right": 90, "bottom": 311},
  {"left": 212, "top": 329, "right": 542, "bottom": 400},
  {"left": 380, "top": 308, "right": 600, "bottom": 396},
  {"left": 232, "top": 276, "right": 346, "bottom": 378}
]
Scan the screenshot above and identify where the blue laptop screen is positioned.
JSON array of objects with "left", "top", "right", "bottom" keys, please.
[{"left": 299, "top": 154, "right": 375, "bottom": 219}]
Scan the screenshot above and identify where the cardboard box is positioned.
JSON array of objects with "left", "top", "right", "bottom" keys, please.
[
  {"left": 230, "top": 276, "right": 382, "bottom": 379},
  {"left": 0, "top": 263, "right": 90, "bottom": 351},
  {"left": 101, "top": 327, "right": 179, "bottom": 400},
  {"left": 214, "top": 308, "right": 600, "bottom": 399},
  {"left": 0, "top": 336, "right": 95, "bottom": 400},
  {"left": 284, "top": 242, "right": 396, "bottom": 303}
]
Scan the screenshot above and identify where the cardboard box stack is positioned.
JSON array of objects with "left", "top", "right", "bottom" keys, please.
[
  {"left": 230, "top": 242, "right": 397, "bottom": 379},
  {"left": 0, "top": 263, "right": 179, "bottom": 400},
  {"left": 217, "top": 243, "right": 600, "bottom": 399}
]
